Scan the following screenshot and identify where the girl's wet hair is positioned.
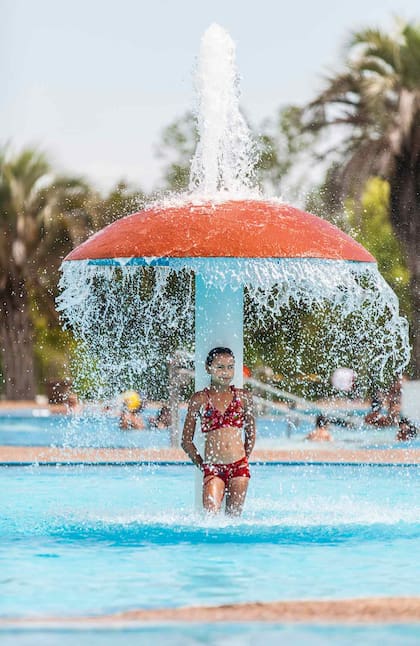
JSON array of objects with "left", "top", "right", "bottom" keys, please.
[{"left": 205, "top": 347, "right": 235, "bottom": 367}]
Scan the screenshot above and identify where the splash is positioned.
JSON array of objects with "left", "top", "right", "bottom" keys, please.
[
  {"left": 57, "top": 257, "right": 409, "bottom": 399},
  {"left": 57, "top": 23, "right": 410, "bottom": 405},
  {"left": 189, "top": 23, "right": 259, "bottom": 198}
]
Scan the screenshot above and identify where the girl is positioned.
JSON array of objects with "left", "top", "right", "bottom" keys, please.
[{"left": 181, "top": 347, "right": 256, "bottom": 516}]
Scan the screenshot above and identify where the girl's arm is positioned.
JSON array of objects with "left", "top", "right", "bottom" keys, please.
[
  {"left": 181, "top": 393, "right": 204, "bottom": 470},
  {"left": 243, "top": 390, "right": 256, "bottom": 458}
]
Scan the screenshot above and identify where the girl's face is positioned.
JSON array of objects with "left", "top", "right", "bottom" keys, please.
[{"left": 206, "top": 353, "right": 235, "bottom": 387}]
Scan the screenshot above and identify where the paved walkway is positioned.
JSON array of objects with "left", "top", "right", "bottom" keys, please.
[
  {"left": 1, "top": 597, "right": 419, "bottom": 625},
  {"left": 1, "top": 445, "right": 419, "bottom": 464}
]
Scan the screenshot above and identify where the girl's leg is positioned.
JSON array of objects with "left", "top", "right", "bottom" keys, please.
[
  {"left": 203, "top": 476, "right": 225, "bottom": 513},
  {"left": 225, "top": 476, "right": 249, "bottom": 516}
]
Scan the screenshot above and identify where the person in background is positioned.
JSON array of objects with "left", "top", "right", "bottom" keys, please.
[
  {"left": 364, "top": 377, "right": 402, "bottom": 427},
  {"left": 396, "top": 417, "right": 418, "bottom": 442},
  {"left": 51, "top": 391, "right": 82, "bottom": 415},
  {"left": 305, "top": 414, "right": 333, "bottom": 442},
  {"left": 149, "top": 405, "right": 172, "bottom": 429},
  {"left": 181, "top": 347, "right": 256, "bottom": 516},
  {"left": 66, "top": 392, "right": 82, "bottom": 413},
  {"left": 119, "top": 390, "right": 145, "bottom": 430}
]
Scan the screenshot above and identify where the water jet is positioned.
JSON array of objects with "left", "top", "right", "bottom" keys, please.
[{"left": 58, "top": 23, "right": 409, "bottom": 423}]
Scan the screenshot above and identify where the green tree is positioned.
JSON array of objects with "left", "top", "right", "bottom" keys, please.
[
  {"left": 345, "top": 177, "right": 410, "bottom": 316},
  {"left": 257, "top": 105, "right": 318, "bottom": 196},
  {"left": 155, "top": 111, "right": 198, "bottom": 193},
  {"left": 0, "top": 147, "right": 91, "bottom": 399},
  {"left": 303, "top": 19, "right": 420, "bottom": 373},
  {"left": 89, "top": 181, "right": 147, "bottom": 229}
]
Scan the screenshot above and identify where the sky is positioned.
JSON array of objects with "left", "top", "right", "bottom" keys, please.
[{"left": 2, "top": 0, "right": 419, "bottom": 193}]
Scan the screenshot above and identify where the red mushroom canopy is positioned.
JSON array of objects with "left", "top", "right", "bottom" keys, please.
[{"left": 64, "top": 200, "right": 375, "bottom": 263}]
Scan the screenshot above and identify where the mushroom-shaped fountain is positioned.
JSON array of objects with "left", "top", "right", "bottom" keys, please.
[
  {"left": 58, "top": 24, "right": 409, "bottom": 428},
  {"left": 62, "top": 198, "right": 381, "bottom": 389}
]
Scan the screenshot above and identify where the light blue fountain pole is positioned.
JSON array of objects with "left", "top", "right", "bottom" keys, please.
[
  {"left": 194, "top": 272, "right": 244, "bottom": 509},
  {"left": 190, "top": 23, "right": 249, "bottom": 390},
  {"left": 195, "top": 273, "right": 244, "bottom": 390},
  {"left": 188, "top": 24, "right": 252, "bottom": 507}
]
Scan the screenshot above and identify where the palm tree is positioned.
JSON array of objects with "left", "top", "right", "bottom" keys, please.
[
  {"left": 0, "top": 147, "right": 91, "bottom": 399},
  {"left": 304, "top": 19, "right": 420, "bottom": 374}
]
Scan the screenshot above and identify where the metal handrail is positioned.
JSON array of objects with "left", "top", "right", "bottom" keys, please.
[
  {"left": 245, "top": 377, "right": 317, "bottom": 408},
  {"left": 246, "top": 377, "right": 358, "bottom": 427}
]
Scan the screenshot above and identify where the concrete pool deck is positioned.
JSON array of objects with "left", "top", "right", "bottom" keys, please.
[
  {"left": 1, "top": 597, "right": 420, "bottom": 625},
  {"left": 0, "top": 445, "right": 419, "bottom": 465}
]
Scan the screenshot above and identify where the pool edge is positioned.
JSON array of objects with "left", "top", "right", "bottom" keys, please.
[
  {"left": 1, "top": 446, "right": 419, "bottom": 465},
  {"left": 1, "top": 597, "right": 420, "bottom": 626}
]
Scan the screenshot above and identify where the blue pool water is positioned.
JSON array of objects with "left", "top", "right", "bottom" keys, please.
[
  {"left": 0, "top": 410, "right": 171, "bottom": 449},
  {"left": 1, "top": 408, "right": 418, "bottom": 449},
  {"left": 1, "top": 463, "right": 419, "bottom": 620},
  {"left": 1, "top": 624, "right": 420, "bottom": 646}
]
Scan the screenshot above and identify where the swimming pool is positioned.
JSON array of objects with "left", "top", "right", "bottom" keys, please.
[
  {"left": 1, "top": 409, "right": 417, "bottom": 450},
  {"left": 1, "top": 463, "right": 419, "bottom": 619},
  {"left": 1, "top": 623, "right": 420, "bottom": 646}
]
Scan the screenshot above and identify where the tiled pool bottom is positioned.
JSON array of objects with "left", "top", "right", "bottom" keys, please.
[
  {"left": 1, "top": 623, "right": 420, "bottom": 646},
  {"left": 1, "top": 464, "right": 419, "bottom": 620}
]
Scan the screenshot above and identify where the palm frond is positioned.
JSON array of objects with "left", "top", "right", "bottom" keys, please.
[
  {"left": 400, "top": 23, "right": 420, "bottom": 86},
  {"left": 350, "top": 28, "right": 402, "bottom": 73}
]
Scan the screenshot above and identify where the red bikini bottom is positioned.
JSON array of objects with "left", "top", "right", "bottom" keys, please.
[{"left": 202, "top": 456, "right": 250, "bottom": 485}]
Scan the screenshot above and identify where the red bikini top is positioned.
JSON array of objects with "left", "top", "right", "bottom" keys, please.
[{"left": 201, "top": 386, "right": 244, "bottom": 433}]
